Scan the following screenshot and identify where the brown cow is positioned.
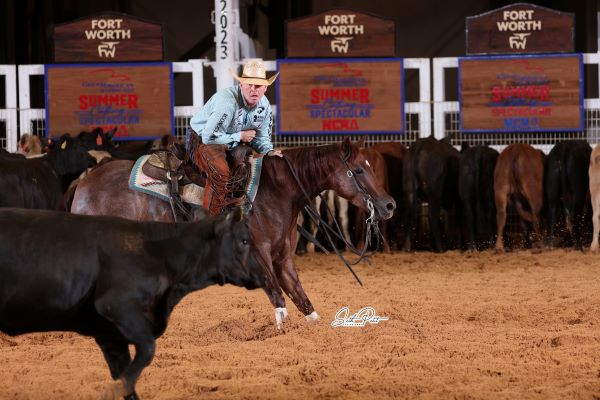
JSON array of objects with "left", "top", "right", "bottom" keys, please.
[
  {"left": 494, "top": 143, "right": 545, "bottom": 252},
  {"left": 589, "top": 144, "right": 600, "bottom": 251}
]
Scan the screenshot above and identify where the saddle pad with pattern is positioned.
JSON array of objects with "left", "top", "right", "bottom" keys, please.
[
  {"left": 129, "top": 155, "right": 204, "bottom": 206},
  {"left": 129, "top": 153, "right": 264, "bottom": 212},
  {"left": 244, "top": 154, "right": 263, "bottom": 213}
]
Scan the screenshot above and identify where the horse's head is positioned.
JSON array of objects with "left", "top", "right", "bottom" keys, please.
[{"left": 333, "top": 138, "right": 396, "bottom": 220}]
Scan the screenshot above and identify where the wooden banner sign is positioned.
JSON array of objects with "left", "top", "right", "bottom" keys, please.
[
  {"left": 466, "top": 3, "right": 574, "bottom": 55},
  {"left": 53, "top": 12, "right": 164, "bottom": 62},
  {"left": 286, "top": 9, "right": 395, "bottom": 58},
  {"left": 459, "top": 54, "right": 583, "bottom": 132},
  {"left": 276, "top": 59, "right": 404, "bottom": 134},
  {"left": 45, "top": 63, "right": 173, "bottom": 140}
]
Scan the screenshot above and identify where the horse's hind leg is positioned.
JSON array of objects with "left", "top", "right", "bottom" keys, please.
[{"left": 95, "top": 339, "right": 139, "bottom": 400}]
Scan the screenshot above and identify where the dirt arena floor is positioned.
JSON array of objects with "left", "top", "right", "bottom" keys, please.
[{"left": 2, "top": 250, "right": 600, "bottom": 399}]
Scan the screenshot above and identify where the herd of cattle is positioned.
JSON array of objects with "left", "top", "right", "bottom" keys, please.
[{"left": 300, "top": 137, "right": 600, "bottom": 254}]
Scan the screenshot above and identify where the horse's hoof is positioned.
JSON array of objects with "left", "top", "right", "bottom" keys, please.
[
  {"left": 101, "top": 379, "right": 128, "bottom": 400},
  {"left": 305, "top": 311, "right": 319, "bottom": 322}
]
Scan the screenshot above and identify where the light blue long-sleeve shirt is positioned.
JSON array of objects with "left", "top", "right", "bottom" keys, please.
[{"left": 189, "top": 85, "right": 274, "bottom": 154}]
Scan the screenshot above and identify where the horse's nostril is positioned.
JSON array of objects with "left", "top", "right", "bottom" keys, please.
[{"left": 387, "top": 202, "right": 395, "bottom": 211}]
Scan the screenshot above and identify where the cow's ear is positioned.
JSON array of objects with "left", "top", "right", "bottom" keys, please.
[{"left": 223, "top": 206, "right": 244, "bottom": 223}]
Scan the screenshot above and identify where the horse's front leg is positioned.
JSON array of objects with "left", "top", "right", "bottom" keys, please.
[
  {"left": 255, "top": 247, "right": 289, "bottom": 330},
  {"left": 277, "top": 255, "right": 318, "bottom": 321},
  {"left": 262, "top": 283, "right": 288, "bottom": 329}
]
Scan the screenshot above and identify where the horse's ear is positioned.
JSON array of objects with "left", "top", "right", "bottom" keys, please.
[
  {"left": 357, "top": 136, "right": 367, "bottom": 149},
  {"left": 340, "top": 137, "right": 358, "bottom": 162},
  {"left": 341, "top": 137, "right": 352, "bottom": 161}
]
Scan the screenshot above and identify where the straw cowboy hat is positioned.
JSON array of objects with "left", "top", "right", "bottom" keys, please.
[{"left": 230, "top": 59, "right": 279, "bottom": 86}]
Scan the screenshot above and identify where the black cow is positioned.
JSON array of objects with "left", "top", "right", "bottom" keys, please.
[
  {"left": 371, "top": 142, "right": 407, "bottom": 251},
  {"left": 544, "top": 140, "right": 592, "bottom": 250},
  {"left": 0, "top": 207, "right": 264, "bottom": 399},
  {"left": 0, "top": 134, "right": 96, "bottom": 210},
  {"left": 459, "top": 145, "right": 499, "bottom": 251},
  {"left": 402, "top": 136, "right": 461, "bottom": 252}
]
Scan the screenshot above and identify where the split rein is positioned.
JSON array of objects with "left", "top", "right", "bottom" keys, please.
[{"left": 283, "top": 154, "right": 383, "bottom": 287}]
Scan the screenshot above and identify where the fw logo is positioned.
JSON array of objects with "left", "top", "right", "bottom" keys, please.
[
  {"left": 331, "top": 37, "right": 352, "bottom": 53},
  {"left": 98, "top": 41, "right": 119, "bottom": 58},
  {"left": 508, "top": 33, "right": 531, "bottom": 49}
]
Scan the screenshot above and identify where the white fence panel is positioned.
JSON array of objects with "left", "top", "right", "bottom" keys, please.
[{"left": 1, "top": 65, "right": 18, "bottom": 151}]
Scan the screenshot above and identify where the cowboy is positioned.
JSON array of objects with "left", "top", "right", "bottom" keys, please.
[{"left": 189, "top": 59, "right": 282, "bottom": 216}]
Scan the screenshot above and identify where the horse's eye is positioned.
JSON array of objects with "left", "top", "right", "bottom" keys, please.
[{"left": 355, "top": 167, "right": 364, "bottom": 174}]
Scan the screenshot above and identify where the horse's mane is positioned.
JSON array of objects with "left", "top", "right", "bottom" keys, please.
[{"left": 279, "top": 141, "right": 358, "bottom": 187}]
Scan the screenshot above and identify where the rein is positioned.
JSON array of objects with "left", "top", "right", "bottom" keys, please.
[{"left": 283, "top": 153, "right": 381, "bottom": 287}]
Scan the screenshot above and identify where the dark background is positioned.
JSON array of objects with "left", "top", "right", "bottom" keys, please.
[{"left": 1, "top": 0, "right": 596, "bottom": 106}]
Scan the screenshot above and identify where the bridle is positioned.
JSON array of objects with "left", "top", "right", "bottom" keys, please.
[{"left": 284, "top": 151, "right": 383, "bottom": 286}]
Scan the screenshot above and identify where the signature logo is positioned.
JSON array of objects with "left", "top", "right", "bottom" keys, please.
[{"left": 331, "top": 306, "right": 389, "bottom": 327}]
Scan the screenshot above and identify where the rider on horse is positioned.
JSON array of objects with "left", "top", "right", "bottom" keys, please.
[{"left": 189, "top": 59, "right": 283, "bottom": 216}]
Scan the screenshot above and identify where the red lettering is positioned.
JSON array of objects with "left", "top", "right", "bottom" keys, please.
[
  {"left": 79, "top": 95, "right": 88, "bottom": 110},
  {"left": 322, "top": 119, "right": 360, "bottom": 131},
  {"left": 128, "top": 94, "right": 138, "bottom": 108},
  {"left": 310, "top": 89, "right": 319, "bottom": 104},
  {"left": 491, "top": 86, "right": 501, "bottom": 102},
  {"left": 77, "top": 94, "right": 139, "bottom": 110},
  {"left": 359, "top": 89, "right": 369, "bottom": 103},
  {"left": 309, "top": 88, "right": 371, "bottom": 104},
  {"left": 490, "top": 85, "right": 551, "bottom": 102}
]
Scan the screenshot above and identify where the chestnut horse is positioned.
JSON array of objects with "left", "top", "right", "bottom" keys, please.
[{"left": 71, "top": 138, "right": 396, "bottom": 328}]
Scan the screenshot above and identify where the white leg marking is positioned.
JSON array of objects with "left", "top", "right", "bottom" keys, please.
[
  {"left": 275, "top": 307, "right": 288, "bottom": 329},
  {"left": 305, "top": 311, "right": 319, "bottom": 321}
]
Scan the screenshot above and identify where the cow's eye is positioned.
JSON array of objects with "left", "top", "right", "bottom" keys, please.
[
  {"left": 242, "top": 239, "right": 249, "bottom": 245},
  {"left": 354, "top": 167, "right": 364, "bottom": 174}
]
